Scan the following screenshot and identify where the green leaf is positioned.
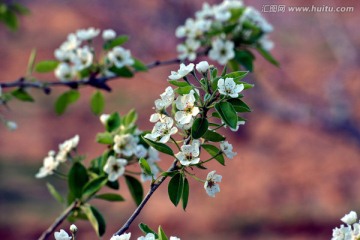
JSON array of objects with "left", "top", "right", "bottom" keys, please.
[
  {"left": 90, "top": 91, "right": 105, "bottom": 115},
  {"left": 158, "top": 226, "right": 168, "bottom": 240},
  {"left": 123, "top": 109, "right": 137, "bottom": 127},
  {"left": 103, "top": 35, "right": 129, "bottom": 50},
  {"left": 46, "top": 182, "right": 64, "bottom": 204},
  {"left": 234, "top": 50, "right": 255, "bottom": 72},
  {"left": 228, "top": 59, "right": 240, "bottom": 72},
  {"left": 133, "top": 58, "right": 148, "bottom": 71},
  {"left": 214, "top": 101, "right": 238, "bottom": 129},
  {"left": 191, "top": 118, "right": 209, "bottom": 139},
  {"left": 202, "top": 130, "right": 225, "bottom": 142},
  {"left": 96, "top": 132, "right": 114, "bottom": 145},
  {"left": 202, "top": 144, "right": 225, "bottom": 166},
  {"left": 55, "top": 90, "right": 80, "bottom": 115},
  {"left": 160, "top": 171, "right": 178, "bottom": 177},
  {"left": 175, "top": 86, "right": 193, "bottom": 95},
  {"left": 68, "top": 162, "right": 89, "bottom": 198},
  {"left": 142, "top": 136, "right": 174, "bottom": 156},
  {"left": 3, "top": 9, "right": 18, "bottom": 30},
  {"left": 109, "top": 66, "right": 134, "bottom": 78},
  {"left": 227, "top": 98, "right": 251, "bottom": 112},
  {"left": 182, "top": 177, "right": 189, "bottom": 211},
  {"left": 168, "top": 173, "right": 183, "bottom": 207},
  {"left": 106, "top": 179, "right": 119, "bottom": 190},
  {"left": 257, "top": 46, "right": 279, "bottom": 66},
  {"left": 106, "top": 112, "right": 121, "bottom": 132},
  {"left": 125, "top": 175, "right": 143, "bottom": 206},
  {"left": 139, "top": 158, "right": 152, "bottom": 176},
  {"left": 168, "top": 80, "right": 190, "bottom": 87},
  {"left": 223, "top": 71, "right": 248, "bottom": 82},
  {"left": 26, "top": 48, "right": 37, "bottom": 76},
  {"left": 95, "top": 193, "right": 125, "bottom": 202},
  {"left": 82, "top": 176, "right": 108, "bottom": 198},
  {"left": 210, "top": 67, "right": 218, "bottom": 80},
  {"left": 82, "top": 205, "right": 106, "bottom": 237},
  {"left": 11, "top": 88, "right": 34, "bottom": 102},
  {"left": 139, "top": 223, "right": 158, "bottom": 238},
  {"left": 35, "top": 60, "right": 59, "bottom": 73}
]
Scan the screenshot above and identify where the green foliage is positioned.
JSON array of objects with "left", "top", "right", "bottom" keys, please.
[
  {"left": 55, "top": 90, "right": 80, "bottom": 115},
  {"left": 139, "top": 158, "right": 152, "bottom": 176},
  {"left": 103, "top": 35, "right": 129, "bottom": 50},
  {"left": 175, "top": 86, "right": 193, "bottom": 95},
  {"left": 90, "top": 91, "right": 105, "bottom": 115},
  {"left": 11, "top": 88, "right": 34, "bottom": 102},
  {"left": 168, "top": 173, "right": 183, "bottom": 207},
  {"left": 139, "top": 223, "right": 158, "bottom": 238},
  {"left": 142, "top": 136, "right": 174, "bottom": 156},
  {"left": 123, "top": 109, "right": 138, "bottom": 127},
  {"left": 109, "top": 66, "right": 134, "bottom": 78},
  {"left": 96, "top": 132, "right": 114, "bottom": 145},
  {"left": 227, "top": 98, "right": 251, "bottom": 112},
  {"left": 257, "top": 46, "right": 279, "bottom": 66},
  {"left": 0, "top": 2, "right": 30, "bottom": 31},
  {"left": 46, "top": 182, "right": 64, "bottom": 204},
  {"left": 34, "top": 60, "right": 59, "bottom": 73},
  {"left": 82, "top": 176, "right": 108, "bottom": 199},
  {"left": 105, "top": 112, "right": 121, "bottom": 132},
  {"left": 214, "top": 101, "right": 238, "bottom": 129},
  {"left": 95, "top": 193, "right": 125, "bottom": 202},
  {"left": 191, "top": 117, "right": 209, "bottom": 139},
  {"left": 168, "top": 80, "right": 190, "bottom": 87},
  {"left": 158, "top": 226, "right": 168, "bottom": 240},
  {"left": 182, "top": 177, "right": 189, "bottom": 210},
  {"left": 68, "top": 162, "right": 89, "bottom": 198},
  {"left": 234, "top": 50, "right": 255, "bottom": 72},
  {"left": 202, "top": 144, "right": 225, "bottom": 166},
  {"left": 82, "top": 204, "right": 106, "bottom": 237},
  {"left": 202, "top": 130, "right": 225, "bottom": 142},
  {"left": 125, "top": 175, "right": 143, "bottom": 206},
  {"left": 133, "top": 58, "right": 148, "bottom": 72}
]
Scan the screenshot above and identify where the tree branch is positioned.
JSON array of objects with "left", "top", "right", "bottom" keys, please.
[
  {"left": 38, "top": 200, "right": 80, "bottom": 240},
  {"left": 113, "top": 161, "right": 179, "bottom": 236}
]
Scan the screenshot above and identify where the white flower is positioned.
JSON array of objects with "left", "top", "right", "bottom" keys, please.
[
  {"left": 71, "top": 46, "right": 93, "bottom": 71},
  {"left": 195, "top": 3, "right": 214, "bottom": 19},
  {"left": 134, "top": 144, "right": 147, "bottom": 159},
  {"left": 35, "top": 151, "right": 59, "bottom": 178},
  {"left": 60, "top": 33, "right": 81, "bottom": 52},
  {"left": 217, "top": 77, "right": 244, "bottom": 98},
  {"left": 76, "top": 27, "right": 100, "bottom": 41},
  {"left": 149, "top": 113, "right": 167, "bottom": 123},
  {"left": 6, "top": 121, "right": 17, "bottom": 131},
  {"left": 141, "top": 162, "right": 159, "bottom": 182},
  {"left": 196, "top": 61, "right": 210, "bottom": 73},
  {"left": 204, "top": 170, "right": 222, "bottom": 197},
  {"left": 103, "top": 156, "right": 127, "bottom": 181},
  {"left": 259, "top": 36, "right": 274, "bottom": 51},
  {"left": 54, "top": 48, "right": 74, "bottom": 62},
  {"left": 168, "top": 63, "right": 194, "bottom": 80},
  {"left": 208, "top": 38, "right": 235, "bottom": 65},
  {"left": 175, "top": 140, "right": 200, "bottom": 166},
  {"left": 55, "top": 63, "right": 77, "bottom": 82},
  {"left": 174, "top": 90, "right": 199, "bottom": 125},
  {"left": 56, "top": 135, "right": 80, "bottom": 162},
  {"left": 176, "top": 117, "right": 194, "bottom": 130},
  {"left": 137, "top": 233, "right": 156, "bottom": 240},
  {"left": 213, "top": 5, "right": 231, "bottom": 22},
  {"left": 102, "top": 29, "right": 116, "bottom": 40},
  {"left": 69, "top": 224, "right": 77, "bottom": 233},
  {"left": 145, "top": 116, "right": 178, "bottom": 143},
  {"left": 170, "top": 237, "right": 181, "bottom": 240},
  {"left": 107, "top": 46, "right": 134, "bottom": 68},
  {"left": 177, "top": 38, "right": 200, "bottom": 61},
  {"left": 240, "top": 7, "right": 273, "bottom": 33},
  {"left": 220, "top": 141, "right": 237, "bottom": 159},
  {"left": 341, "top": 211, "right": 358, "bottom": 225},
  {"left": 113, "top": 134, "right": 137, "bottom": 157},
  {"left": 147, "top": 147, "right": 159, "bottom": 162},
  {"left": 332, "top": 224, "right": 352, "bottom": 240},
  {"left": 110, "top": 233, "right": 131, "bottom": 240},
  {"left": 100, "top": 114, "right": 110, "bottom": 125},
  {"left": 153, "top": 86, "right": 175, "bottom": 112},
  {"left": 54, "top": 229, "right": 72, "bottom": 240}
]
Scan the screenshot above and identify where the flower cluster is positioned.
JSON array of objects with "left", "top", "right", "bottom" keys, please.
[
  {"left": 99, "top": 111, "right": 160, "bottom": 182},
  {"left": 54, "top": 224, "right": 77, "bottom": 240},
  {"left": 332, "top": 211, "right": 360, "bottom": 240},
  {"left": 111, "top": 232, "right": 180, "bottom": 240},
  {"left": 35, "top": 135, "right": 79, "bottom": 178},
  {"left": 175, "top": 0, "right": 274, "bottom": 66},
  {"left": 54, "top": 27, "right": 135, "bottom": 81},
  {"left": 145, "top": 61, "right": 250, "bottom": 198}
]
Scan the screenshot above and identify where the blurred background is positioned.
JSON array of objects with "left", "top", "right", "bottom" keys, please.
[{"left": 0, "top": 0, "right": 360, "bottom": 239}]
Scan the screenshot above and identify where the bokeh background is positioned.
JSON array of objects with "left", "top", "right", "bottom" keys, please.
[{"left": 1, "top": 0, "right": 360, "bottom": 239}]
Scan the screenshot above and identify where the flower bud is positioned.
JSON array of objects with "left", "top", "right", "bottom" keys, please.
[
  {"left": 6, "top": 121, "right": 17, "bottom": 131},
  {"left": 100, "top": 114, "right": 110, "bottom": 125},
  {"left": 102, "top": 29, "right": 116, "bottom": 40},
  {"left": 196, "top": 61, "right": 210, "bottom": 73},
  {"left": 70, "top": 224, "right": 78, "bottom": 233}
]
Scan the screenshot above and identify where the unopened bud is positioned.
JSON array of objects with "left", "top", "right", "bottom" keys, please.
[
  {"left": 70, "top": 224, "right": 78, "bottom": 233},
  {"left": 6, "top": 121, "right": 17, "bottom": 131}
]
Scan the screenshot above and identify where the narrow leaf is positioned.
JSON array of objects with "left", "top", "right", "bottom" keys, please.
[
  {"left": 46, "top": 182, "right": 64, "bottom": 204},
  {"left": 123, "top": 109, "right": 137, "bottom": 127},
  {"left": 168, "top": 80, "right": 190, "bottom": 87},
  {"left": 103, "top": 35, "right": 129, "bottom": 50},
  {"left": 95, "top": 193, "right": 125, "bottom": 202},
  {"left": 82, "top": 205, "right": 106, "bottom": 237},
  {"left": 257, "top": 46, "right": 279, "bottom": 66},
  {"left": 142, "top": 136, "right": 174, "bottom": 156},
  {"left": 158, "top": 226, "right": 168, "bottom": 240},
  {"left": 82, "top": 176, "right": 108, "bottom": 198},
  {"left": 68, "top": 162, "right": 89, "bottom": 198},
  {"left": 202, "top": 130, "right": 225, "bottom": 142},
  {"left": 139, "top": 158, "right": 152, "bottom": 176},
  {"left": 11, "top": 88, "right": 34, "bottom": 102},
  {"left": 133, "top": 58, "right": 148, "bottom": 71},
  {"left": 182, "top": 177, "right": 189, "bottom": 211},
  {"left": 125, "top": 175, "right": 143, "bottom": 206}
]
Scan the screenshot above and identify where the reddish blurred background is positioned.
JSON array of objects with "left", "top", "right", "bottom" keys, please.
[{"left": 1, "top": 0, "right": 360, "bottom": 239}]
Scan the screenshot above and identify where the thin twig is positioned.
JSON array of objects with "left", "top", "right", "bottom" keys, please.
[
  {"left": 38, "top": 200, "right": 80, "bottom": 240},
  {"left": 113, "top": 161, "right": 178, "bottom": 236}
]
